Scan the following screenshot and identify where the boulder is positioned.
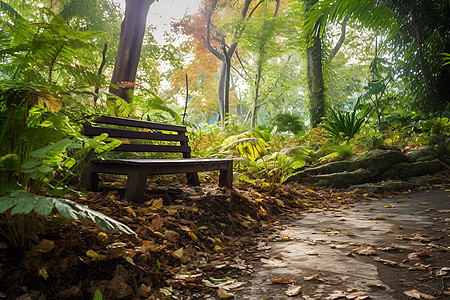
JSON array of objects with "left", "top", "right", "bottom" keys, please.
[
  {"left": 350, "top": 181, "right": 415, "bottom": 193},
  {"left": 353, "top": 150, "right": 408, "bottom": 177},
  {"left": 380, "top": 159, "right": 445, "bottom": 180},
  {"left": 313, "top": 169, "right": 372, "bottom": 188},
  {"left": 406, "top": 146, "right": 440, "bottom": 162}
]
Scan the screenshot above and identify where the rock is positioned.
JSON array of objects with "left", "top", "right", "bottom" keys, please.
[
  {"left": 406, "top": 146, "right": 440, "bottom": 162},
  {"left": 407, "top": 176, "right": 443, "bottom": 185},
  {"left": 353, "top": 150, "right": 407, "bottom": 177},
  {"left": 314, "top": 169, "right": 372, "bottom": 188},
  {"left": 351, "top": 181, "right": 415, "bottom": 193},
  {"left": 380, "top": 159, "right": 445, "bottom": 179}
]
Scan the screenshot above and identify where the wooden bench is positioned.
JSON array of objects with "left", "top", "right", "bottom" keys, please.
[{"left": 81, "top": 115, "right": 233, "bottom": 202}]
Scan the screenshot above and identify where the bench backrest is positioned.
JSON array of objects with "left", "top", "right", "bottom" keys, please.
[{"left": 83, "top": 115, "right": 192, "bottom": 158}]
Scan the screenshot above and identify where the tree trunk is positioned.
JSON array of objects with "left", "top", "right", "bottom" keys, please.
[
  {"left": 306, "top": 0, "right": 325, "bottom": 128},
  {"left": 109, "top": 0, "right": 154, "bottom": 102},
  {"left": 251, "top": 48, "right": 263, "bottom": 129}
]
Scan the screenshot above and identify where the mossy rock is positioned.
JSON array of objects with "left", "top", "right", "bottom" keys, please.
[
  {"left": 380, "top": 159, "right": 445, "bottom": 180},
  {"left": 407, "top": 176, "right": 443, "bottom": 185},
  {"left": 353, "top": 150, "right": 408, "bottom": 177},
  {"left": 406, "top": 146, "right": 440, "bottom": 162},
  {"left": 313, "top": 169, "right": 372, "bottom": 188},
  {"left": 289, "top": 160, "right": 355, "bottom": 181},
  {"left": 350, "top": 181, "right": 415, "bottom": 193}
]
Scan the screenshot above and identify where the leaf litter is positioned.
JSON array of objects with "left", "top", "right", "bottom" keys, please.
[{"left": 1, "top": 173, "right": 448, "bottom": 299}]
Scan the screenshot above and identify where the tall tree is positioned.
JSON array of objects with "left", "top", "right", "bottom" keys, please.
[
  {"left": 202, "top": 0, "right": 262, "bottom": 126},
  {"left": 109, "top": 0, "right": 155, "bottom": 102},
  {"left": 305, "top": 0, "right": 325, "bottom": 127},
  {"left": 305, "top": 0, "right": 449, "bottom": 113}
]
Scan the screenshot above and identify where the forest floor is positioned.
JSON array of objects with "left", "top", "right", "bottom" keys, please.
[{"left": 0, "top": 172, "right": 449, "bottom": 300}]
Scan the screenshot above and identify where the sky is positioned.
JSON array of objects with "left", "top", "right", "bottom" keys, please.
[{"left": 115, "top": 0, "right": 201, "bottom": 43}]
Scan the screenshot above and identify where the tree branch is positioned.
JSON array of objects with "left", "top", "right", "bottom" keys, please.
[{"left": 327, "top": 14, "right": 349, "bottom": 63}]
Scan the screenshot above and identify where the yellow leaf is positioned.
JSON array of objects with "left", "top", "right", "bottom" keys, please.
[
  {"left": 79, "top": 197, "right": 87, "bottom": 200},
  {"left": 125, "top": 256, "right": 135, "bottom": 265},
  {"left": 151, "top": 198, "right": 164, "bottom": 210},
  {"left": 35, "top": 239, "right": 54, "bottom": 253},
  {"left": 255, "top": 198, "right": 264, "bottom": 202},
  {"left": 173, "top": 247, "right": 184, "bottom": 259},
  {"left": 303, "top": 203, "right": 309, "bottom": 206},
  {"left": 342, "top": 206, "right": 349, "bottom": 209},
  {"left": 40, "top": 97, "right": 61, "bottom": 112},
  {"left": 420, "top": 202, "right": 427, "bottom": 205},
  {"left": 226, "top": 197, "right": 231, "bottom": 202},
  {"left": 123, "top": 206, "right": 136, "bottom": 217},
  {"left": 342, "top": 231, "right": 355, "bottom": 236},
  {"left": 86, "top": 250, "right": 107, "bottom": 261},
  {"left": 215, "top": 237, "right": 222, "bottom": 244},
  {"left": 98, "top": 232, "right": 107, "bottom": 238},
  {"left": 306, "top": 189, "right": 315, "bottom": 193},
  {"left": 108, "top": 195, "right": 115, "bottom": 200},
  {"left": 363, "top": 193, "right": 369, "bottom": 197},
  {"left": 259, "top": 206, "right": 267, "bottom": 215},
  {"left": 179, "top": 224, "right": 191, "bottom": 231},
  {"left": 188, "top": 231, "right": 198, "bottom": 242},
  {"left": 241, "top": 215, "right": 256, "bottom": 222},
  {"left": 337, "top": 197, "right": 342, "bottom": 200},
  {"left": 38, "top": 268, "right": 48, "bottom": 280},
  {"left": 384, "top": 205, "right": 393, "bottom": 208},
  {"left": 214, "top": 245, "right": 222, "bottom": 250},
  {"left": 322, "top": 228, "right": 331, "bottom": 232},
  {"left": 344, "top": 191, "right": 355, "bottom": 195},
  {"left": 165, "top": 206, "right": 178, "bottom": 215}
]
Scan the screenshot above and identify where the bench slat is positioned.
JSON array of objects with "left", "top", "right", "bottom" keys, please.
[
  {"left": 96, "top": 115, "right": 187, "bottom": 132},
  {"left": 83, "top": 125, "right": 189, "bottom": 142},
  {"left": 114, "top": 143, "right": 191, "bottom": 153}
]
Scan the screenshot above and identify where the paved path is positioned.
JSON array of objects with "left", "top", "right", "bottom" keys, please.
[{"left": 236, "top": 188, "right": 450, "bottom": 300}]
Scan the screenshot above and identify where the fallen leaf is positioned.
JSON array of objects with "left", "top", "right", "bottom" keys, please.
[
  {"left": 375, "top": 216, "right": 386, "bottom": 220},
  {"left": 38, "top": 268, "right": 48, "bottom": 280},
  {"left": 188, "top": 231, "right": 198, "bottom": 242},
  {"left": 218, "top": 288, "right": 234, "bottom": 299},
  {"left": 35, "top": 239, "right": 55, "bottom": 253},
  {"left": 150, "top": 198, "right": 164, "bottom": 210},
  {"left": 322, "top": 228, "right": 332, "bottom": 232},
  {"left": 260, "top": 258, "right": 287, "bottom": 268},
  {"left": 346, "top": 291, "right": 369, "bottom": 299},
  {"left": 86, "top": 250, "right": 106, "bottom": 261},
  {"left": 341, "top": 231, "right": 356, "bottom": 236},
  {"left": 270, "top": 277, "right": 295, "bottom": 284},
  {"left": 353, "top": 246, "right": 376, "bottom": 256},
  {"left": 304, "top": 274, "right": 322, "bottom": 281},
  {"left": 436, "top": 267, "right": 450, "bottom": 276},
  {"left": 306, "top": 251, "right": 319, "bottom": 255},
  {"left": 403, "top": 289, "right": 436, "bottom": 299},
  {"left": 286, "top": 285, "right": 302, "bottom": 296},
  {"left": 172, "top": 247, "right": 184, "bottom": 259},
  {"left": 373, "top": 256, "right": 399, "bottom": 267}
]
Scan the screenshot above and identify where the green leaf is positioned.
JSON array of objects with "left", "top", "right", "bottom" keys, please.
[
  {"left": 0, "top": 154, "right": 20, "bottom": 170},
  {"left": 0, "top": 196, "right": 18, "bottom": 213}
]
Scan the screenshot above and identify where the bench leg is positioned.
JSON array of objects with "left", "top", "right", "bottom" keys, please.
[
  {"left": 186, "top": 172, "right": 200, "bottom": 186},
  {"left": 219, "top": 162, "right": 233, "bottom": 188},
  {"left": 125, "top": 169, "right": 147, "bottom": 203},
  {"left": 81, "top": 168, "right": 99, "bottom": 191}
]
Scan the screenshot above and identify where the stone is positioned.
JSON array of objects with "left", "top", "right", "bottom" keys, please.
[
  {"left": 407, "top": 176, "right": 443, "bottom": 185},
  {"left": 380, "top": 159, "right": 445, "bottom": 180},
  {"left": 353, "top": 150, "right": 407, "bottom": 177},
  {"left": 313, "top": 169, "right": 372, "bottom": 188},
  {"left": 406, "top": 146, "right": 440, "bottom": 162},
  {"left": 351, "top": 181, "right": 415, "bottom": 193}
]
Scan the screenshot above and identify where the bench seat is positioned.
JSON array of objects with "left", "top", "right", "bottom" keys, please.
[{"left": 81, "top": 116, "right": 233, "bottom": 202}]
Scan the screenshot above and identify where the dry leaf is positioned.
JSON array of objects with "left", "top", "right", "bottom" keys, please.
[
  {"left": 375, "top": 216, "right": 386, "bottom": 220},
  {"left": 353, "top": 246, "right": 376, "bottom": 256},
  {"left": 150, "top": 198, "right": 164, "bottom": 210},
  {"left": 218, "top": 288, "right": 234, "bottom": 298},
  {"left": 35, "top": 239, "right": 55, "bottom": 253},
  {"left": 188, "top": 231, "right": 198, "bottom": 242},
  {"left": 86, "top": 250, "right": 106, "bottom": 261},
  {"left": 270, "top": 277, "right": 295, "bottom": 284},
  {"left": 403, "top": 289, "right": 436, "bottom": 299},
  {"left": 346, "top": 291, "right": 369, "bottom": 299},
  {"left": 286, "top": 285, "right": 302, "bottom": 296}
]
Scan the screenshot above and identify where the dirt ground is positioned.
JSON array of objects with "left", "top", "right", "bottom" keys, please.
[{"left": 0, "top": 172, "right": 449, "bottom": 299}]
